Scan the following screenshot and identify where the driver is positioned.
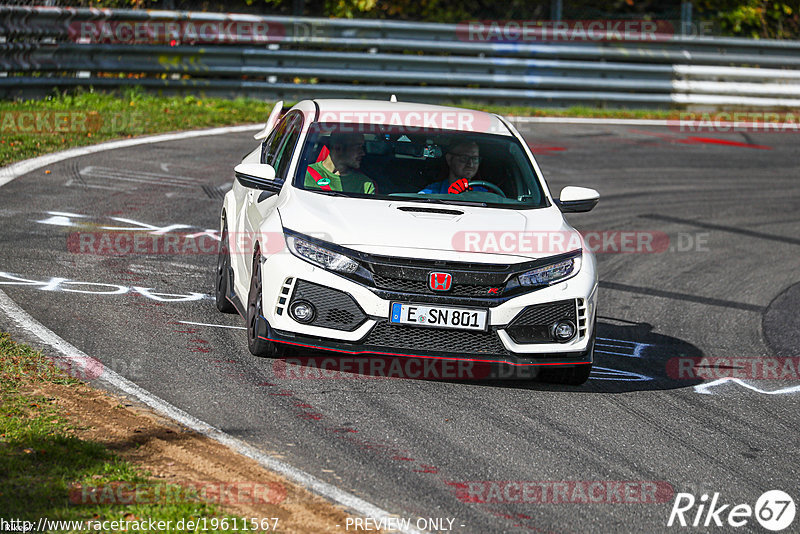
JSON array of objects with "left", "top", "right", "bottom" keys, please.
[
  {"left": 305, "top": 133, "right": 376, "bottom": 194},
  {"left": 419, "top": 141, "right": 487, "bottom": 194}
]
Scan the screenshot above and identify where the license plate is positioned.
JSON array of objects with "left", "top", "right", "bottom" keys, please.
[{"left": 389, "top": 302, "right": 488, "bottom": 331}]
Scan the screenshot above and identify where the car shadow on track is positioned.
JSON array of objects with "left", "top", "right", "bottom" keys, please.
[
  {"left": 272, "top": 317, "right": 705, "bottom": 393},
  {"left": 493, "top": 317, "right": 707, "bottom": 393}
]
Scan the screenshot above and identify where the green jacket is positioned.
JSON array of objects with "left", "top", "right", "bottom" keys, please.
[{"left": 304, "top": 162, "right": 375, "bottom": 195}]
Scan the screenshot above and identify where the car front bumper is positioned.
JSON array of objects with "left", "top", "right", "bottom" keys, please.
[{"left": 258, "top": 252, "right": 598, "bottom": 366}]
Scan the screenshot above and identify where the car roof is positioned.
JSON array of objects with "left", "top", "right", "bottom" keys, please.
[{"left": 298, "top": 99, "right": 511, "bottom": 136}]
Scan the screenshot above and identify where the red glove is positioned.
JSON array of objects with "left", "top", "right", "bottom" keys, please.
[{"left": 448, "top": 178, "right": 472, "bottom": 194}]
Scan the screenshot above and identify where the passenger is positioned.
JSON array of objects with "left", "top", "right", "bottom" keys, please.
[{"left": 305, "top": 133, "right": 376, "bottom": 194}]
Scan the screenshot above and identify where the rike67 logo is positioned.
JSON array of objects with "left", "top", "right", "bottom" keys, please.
[{"left": 668, "top": 490, "right": 796, "bottom": 531}]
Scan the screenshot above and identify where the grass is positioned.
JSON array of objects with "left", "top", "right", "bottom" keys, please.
[
  {"left": 456, "top": 101, "right": 677, "bottom": 120},
  {"left": 0, "top": 332, "right": 258, "bottom": 533},
  {"left": 0, "top": 88, "right": 275, "bottom": 167},
  {"left": 0, "top": 88, "right": 685, "bottom": 167}
]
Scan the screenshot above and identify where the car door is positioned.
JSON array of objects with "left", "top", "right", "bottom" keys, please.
[{"left": 235, "top": 110, "right": 304, "bottom": 293}]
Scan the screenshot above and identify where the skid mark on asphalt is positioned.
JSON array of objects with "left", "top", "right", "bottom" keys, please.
[
  {"left": 600, "top": 280, "right": 764, "bottom": 312},
  {"left": 682, "top": 136, "right": 771, "bottom": 150},
  {"left": 71, "top": 165, "right": 201, "bottom": 190},
  {"left": 627, "top": 128, "right": 772, "bottom": 150},
  {"left": 527, "top": 144, "right": 567, "bottom": 155},
  {"left": 641, "top": 213, "right": 800, "bottom": 247},
  {"left": 263, "top": 381, "right": 440, "bottom": 472},
  {"left": 169, "top": 322, "right": 253, "bottom": 385}
]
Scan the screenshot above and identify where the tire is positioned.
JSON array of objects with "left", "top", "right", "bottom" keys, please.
[
  {"left": 538, "top": 333, "right": 595, "bottom": 386},
  {"left": 215, "top": 220, "right": 236, "bottom": 314},
  {"left": 246, "top": 250, "right": 282, "bottom": 358}
]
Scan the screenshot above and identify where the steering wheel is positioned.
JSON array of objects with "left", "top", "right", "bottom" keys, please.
[{"left": 468, "top": 180, "right": 507, "bottom": 198}]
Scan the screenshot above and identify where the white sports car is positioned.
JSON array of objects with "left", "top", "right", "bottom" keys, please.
[{"left": 216, "top": 99, "right": 599, "bottom": 385}]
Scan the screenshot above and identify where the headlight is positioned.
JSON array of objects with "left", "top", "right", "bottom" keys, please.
[
  {"left": 286, "top": 235, "right": 359, "bottom": 274},
  {"left": 518, "top": 253, "right": 582, "bottom": 286}
]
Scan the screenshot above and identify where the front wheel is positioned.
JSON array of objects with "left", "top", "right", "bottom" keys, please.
[
  {"left": 215, "top": 220, "right": 236, "bottom": 313},
  {"left": 246, "top": 252, "right": 282, "bottom": 358}
]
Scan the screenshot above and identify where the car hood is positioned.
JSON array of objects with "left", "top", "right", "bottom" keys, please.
[{"left": 279, "top": 190, "right": 577, "bottom": 262}]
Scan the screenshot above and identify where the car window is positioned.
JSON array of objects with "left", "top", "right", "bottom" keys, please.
[
  {"left": 292, "top": 123, "right": 547, "bottom": 209},
  {"left": 272, "top": 114, "right": 303, "bottom": 181},
  {"left": 259, "top": 111, "right": 303, "bottom": 184},
  {"left": 261, "top": 119, "right": 286, "bottom": 166}
]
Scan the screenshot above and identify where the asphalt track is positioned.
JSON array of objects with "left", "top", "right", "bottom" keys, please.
[{"left": 1, "top": 121, "right": 799, "bottom": 533}]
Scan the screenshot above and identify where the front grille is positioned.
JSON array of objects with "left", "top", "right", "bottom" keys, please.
[
  {"left": 364, "top": 321, "right": 508, "bottom": 355},
  {"left": 290, "top": 280, "right": 366, "bottom": 331},
  {"left": 364, "top": 255, "right": 511, "bottom": 272},
  {"left": 505, "top": 300, "right": 577, "bottom": 344},
  {"left": 372, "top": 273, "right": 505, "bottom": 297}
]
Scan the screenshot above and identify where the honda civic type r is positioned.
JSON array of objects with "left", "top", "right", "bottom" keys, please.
[{"left": 216, "top": 99, "right": 600, "bottom": 385}]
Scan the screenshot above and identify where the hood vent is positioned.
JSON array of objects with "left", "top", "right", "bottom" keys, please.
[{"left": 396, "top": 206, "right": 464, "bottom": 216}]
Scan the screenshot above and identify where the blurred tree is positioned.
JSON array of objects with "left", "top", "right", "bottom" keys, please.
[
  {"left": 52, "top": 0, "right": 800, "bottom": 37},
  {"left": 695, "top": 0, "right": 800, "bottom": 38}
]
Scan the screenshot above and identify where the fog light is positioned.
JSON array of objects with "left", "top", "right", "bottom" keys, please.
[
  {"left": 551, "top": 320, "right": 576, "bottom": 342},
  {"left": 290, "top": 301, "right": 315, "bottom": 323}
]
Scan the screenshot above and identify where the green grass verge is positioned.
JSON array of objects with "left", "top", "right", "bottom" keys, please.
[
  {"left": 455, "top": 101, "right": 676, "bottom": 120},
  {"left": 0, "top": 88, "right": 275, "bottom": 167},
  {"left": 0, "top": 88, "right": 680, "bottom": 168},
  {"left": 0, "top": 333, "right": 260, "bottom": 533}
]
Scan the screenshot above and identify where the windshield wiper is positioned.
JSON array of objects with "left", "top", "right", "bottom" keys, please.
[
  {"left": 392, "top": 196, "right": 488, "bottom": 207},
  {"left": 312, "top": 189, "right": 349, "bottom": 197},
  {"left": 436, "top": 199, "right": 488, "bottom": 207}
]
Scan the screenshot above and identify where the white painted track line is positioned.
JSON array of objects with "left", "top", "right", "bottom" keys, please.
[
  {"left": 0, "top": 124, "right": 260, "bottom": 188},
  {"left": 178, "top": 320, "right": 247, "bottom": 330}
]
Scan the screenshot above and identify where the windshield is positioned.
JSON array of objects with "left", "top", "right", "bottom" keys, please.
[{"left": 292, "top": 123, "right": 548, "bottom": 209}]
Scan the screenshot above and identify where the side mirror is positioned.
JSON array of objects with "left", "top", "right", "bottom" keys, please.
[
  {"left": 556, "top": 186, "right": 599, "bottom": 213},
  {"left": 234, "top": 163, "right": 279, "bottom": 191}
]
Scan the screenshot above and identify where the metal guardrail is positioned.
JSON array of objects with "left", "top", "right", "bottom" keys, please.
[{"left": 1, "top": 5, "right": 800, "bottom": 108}]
